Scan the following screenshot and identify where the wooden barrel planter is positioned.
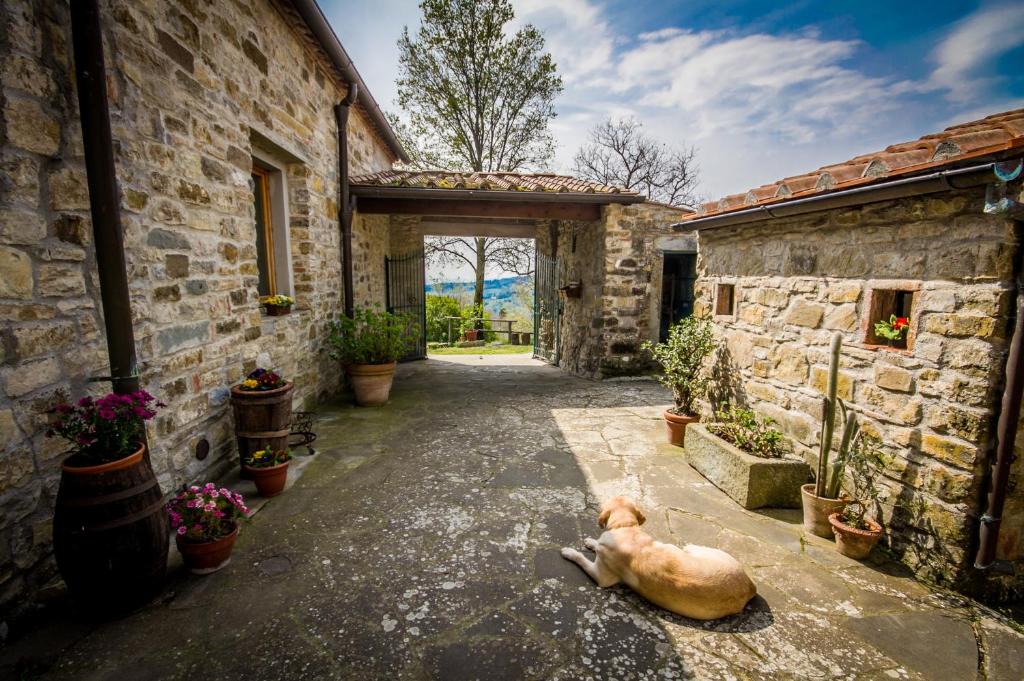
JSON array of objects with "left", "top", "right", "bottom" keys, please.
[
  {"left": 230, "top": 381, "right": 294, "bottom": 472},
  {"left": 53, "top": 444, "right": 168, "bottom": 616}
]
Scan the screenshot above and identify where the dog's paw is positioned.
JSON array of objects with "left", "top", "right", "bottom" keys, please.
[
  {"left": 560, "top": 547, "right": 578, "bottom": 560},
  {"left": 584, "top": 537, "right": 599, "bottom": 551}
]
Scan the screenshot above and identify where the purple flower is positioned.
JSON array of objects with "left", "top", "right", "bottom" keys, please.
[
  {"left": 77, "top": 396, "right": 93, "bottom": 407},
  {"left": 98, "top": 408, "right": 116, "bottom": 421}
]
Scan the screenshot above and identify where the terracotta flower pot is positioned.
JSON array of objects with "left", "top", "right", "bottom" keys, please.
[
  {"left": 176, "top": 525, "right": 239, "bottom": 574},
  {"left": 243, "top": 460, "right": 290, "bottom": 497},
  {"left": 464, "top": 329, "right": 478, "bottom": 342},
  {"left": 829, "top": 513, "right": 883, "bottom": 560},
  {"left": 264, "top": 304, "right": 291, "bottom": 317},
  {"left": 348, "top": 362, "right": 397, "bottom": 407},
  {"left": 801, "top": 484, "right": 849, "bottom": 538},
  {"left": 664, "top": 410, "right": 699, "bottom": 446}
]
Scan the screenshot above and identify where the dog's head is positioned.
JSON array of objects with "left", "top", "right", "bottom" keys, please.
[{"left": 597, "top": 496, "right": 646, "bottom": 529}]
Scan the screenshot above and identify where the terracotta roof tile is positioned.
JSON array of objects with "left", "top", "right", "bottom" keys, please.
[
  {"left": 682, "top": 108, "right": 1024, "bottom": 220},
  {"left": 350, "top": 170, "right": 642, "bottom": 196}
]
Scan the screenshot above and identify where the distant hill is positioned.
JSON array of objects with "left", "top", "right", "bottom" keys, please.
[{"left": 426, "top": 275, "right": 531, "bottom": 315}]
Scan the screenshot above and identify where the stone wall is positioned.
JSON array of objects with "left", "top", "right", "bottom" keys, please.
[
  {"left": 551, "top": 218, "right": 605, "bottom": 375},
  {"left": 0, "top": 0, "right": 395, "bottom": 620},
  {"left": 693, "top": 187, "right": 1019, "bottom": 593},
  {"left": 599, "top": 203, "right": 692, "bottom": 377}
]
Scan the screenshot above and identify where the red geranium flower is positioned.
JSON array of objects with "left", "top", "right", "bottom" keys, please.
[{"left": 893, "top": 317, "right": 909, "bottom": 330}]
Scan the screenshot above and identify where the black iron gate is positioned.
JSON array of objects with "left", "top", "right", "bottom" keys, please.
[
  {"left": 385, "top": 250, "right": 426, "bottom": 361},
  {"left": 533, "top": 252, "right": 559, "bottom": 363}
]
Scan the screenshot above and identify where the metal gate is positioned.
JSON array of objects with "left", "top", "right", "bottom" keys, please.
[
  {"left": 385, "top": 250, "right": 426, "bottom": 361},
  {"left": 533, "top": 252, "right": 560, "bottom": 363}
]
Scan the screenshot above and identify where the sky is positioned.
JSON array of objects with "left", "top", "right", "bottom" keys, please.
[{"left": 322, "top": 0, "right": 1024, "bottom": 279}]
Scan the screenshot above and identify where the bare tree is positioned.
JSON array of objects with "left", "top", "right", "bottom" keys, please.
[
  {"left": 425, "top": 237, "right": 534, "bottom": 308},
  {"left": 573, "top": 118, "right": 700, "bottom": 207}
]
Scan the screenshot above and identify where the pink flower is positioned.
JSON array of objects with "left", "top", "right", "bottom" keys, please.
[
  {"left": 209, "top": 490, "right": 219, "bottom": 498},
  {"left": 189, "top": 485, "right": 199, "bottom": 492},
  {"left": 177, "top": 526, "right": 187, "bottom": 535}
]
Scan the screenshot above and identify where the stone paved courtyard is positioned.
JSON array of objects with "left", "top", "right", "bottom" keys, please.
[{"left": 3, "top": 358, "right": 1024, "bottom": 680}]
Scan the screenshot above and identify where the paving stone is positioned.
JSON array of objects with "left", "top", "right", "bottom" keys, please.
[{"left": 846, "top": 612, "right": 979, "bottom": 680}]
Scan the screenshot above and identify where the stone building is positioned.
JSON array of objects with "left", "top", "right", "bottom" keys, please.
[
  {"left": 0, "top": 1, "right": 694, "bottom": 619},
  {"left": 0, "top": 0, "right": 409, "bottom": 617},
  {"left": 679, "top": 109, "right": 1024, "bottom": 598}
]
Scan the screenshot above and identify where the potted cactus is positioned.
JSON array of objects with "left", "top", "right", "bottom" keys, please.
[
  {"left": 801, "top": 333, "right": 857, "bottom": 537},
  {"left": 642, "top": 316, "right": 717, "bottom": 446},
  {"left": 829, "top": 436, "right": 889, "bottom": 558}
]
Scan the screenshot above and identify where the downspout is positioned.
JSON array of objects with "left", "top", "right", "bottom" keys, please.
[
  {"left": 974, "top": 160, "right": 1024, "bottom": 572},
  {"left": 69, "top": 0, "right": 140, "bottom": 396},
  {"left": 334, "top": 84, "right": 358, "bottom": 318}
]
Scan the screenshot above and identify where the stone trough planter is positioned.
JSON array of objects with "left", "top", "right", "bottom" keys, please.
[{"left": 684, "top": 424, "right": 810, "bottom": 509}]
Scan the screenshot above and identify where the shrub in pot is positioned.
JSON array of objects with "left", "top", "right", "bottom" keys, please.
[
  {"left": 243, "top": 447, "right": 293, "bottom": 497},
  {"left": 326, "top": 307, "right": 419, "bottom": 406},
  {"left": 830, "top": 436, "right": 889, "bottom": 559},
  {"left": 47, "top": 390, "right": 169, "bottom": 614},
  {"left": 686, "top": 405, "right": 809, "bottom": 509},
  {"left": 166, "top": 483, "right": 249, "bottom": 574},
  {"left": 802, "top": 333, "right": 858, "bottom": 537},
  {"left": 231, "top": 368, "right": 293, "bottom": 474},
  {"left": 641, "top": 316, "right": 716, "bottom": 446}
]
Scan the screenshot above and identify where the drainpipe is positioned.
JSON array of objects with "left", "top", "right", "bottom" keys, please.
[
  {"left": 974, "top": 161, "right": 1024, "bottom": 571},
  {"left": 334, "top": 84, "right": 358, "bottom": 318},
  {"left": 70, "top": 0, "right": 140, "bottom": 396}
]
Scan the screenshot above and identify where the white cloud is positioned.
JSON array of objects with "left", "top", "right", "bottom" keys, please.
[
  {"left": 930, "top": 2, "right": 1024, "bottom": 101},
  {"left": 327, "top": 0, "right": 1022, "bottom": 200},
  {"left": 512, "top": 0, "right": 616, "bottom": 84}
]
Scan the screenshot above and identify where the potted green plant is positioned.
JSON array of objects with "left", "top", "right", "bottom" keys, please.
[
  {"left": 46, "top": 390, "right": 169, "bottom": 614},
  {"left": 326, "top": 307, "right": 419, "bottom": 406},
  {"left": 874, "top": 314, "right": 910, "bottom": 348},
  {"left": 642, "top": 315, "right": 717, "bottom": 445},
  {"left": 829, "top": 436, "right": 888, "bottom": 559},
  {"left": 230, "top": 368, "right": 293, "bottom": 474},
  {"left": 802, "top": 333, "right": 856, "bottom": 538},
  {"left": 166, "top": 483, "right": 249, "bottom": 574},
  {"left": 685, "top": 405, "right": 809, "bottom": 509},
  {"left": 260, "top": 294, "right": 294, "bottom": 316},
  {"left": 243, "top": 447, "right": 293, "bottom": 497}
]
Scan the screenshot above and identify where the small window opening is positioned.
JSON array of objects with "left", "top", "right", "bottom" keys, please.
[
  {"left": 865, "top": 288, "right": 914, "bottom": 349},
  {"left": 715, "top": 283, "right": 736, "bottom": 316}
]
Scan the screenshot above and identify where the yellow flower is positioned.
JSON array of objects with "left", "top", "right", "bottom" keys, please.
[
  {"left": 260, "top": 294, "right": 294, "bottom": 307},
  {"left": 242, "top": 379, "right": 259, "bottom": 389}
]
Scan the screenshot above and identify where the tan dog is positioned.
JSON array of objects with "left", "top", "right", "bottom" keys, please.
[{"left": 561, "top": 496, "right": 757, "bottom": 620}]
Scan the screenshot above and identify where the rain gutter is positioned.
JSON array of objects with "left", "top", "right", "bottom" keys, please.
[
  {"left": 335, "top": 85, "right": 358, "bottom": 319},
  {"left": 673, "top": 161, "right": 1005, "bottom": 231},
  {"left": 69, "top": 0, "right": 140, "bottom": 396}
]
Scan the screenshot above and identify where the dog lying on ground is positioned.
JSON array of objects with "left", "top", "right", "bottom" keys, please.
[{"left": 561, "top": 496, "right": 757, "bottom": 620}]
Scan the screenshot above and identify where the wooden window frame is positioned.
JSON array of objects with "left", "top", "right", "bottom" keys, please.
[
  {"left": 252, "top": 165, "right": 277, "bottom": 296},
  {"left": 715, "top": 283, "right": 736, "bottom": 317}
]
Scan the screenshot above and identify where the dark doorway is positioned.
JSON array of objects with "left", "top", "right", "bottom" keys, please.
[{"left": 659, "top": 252, "right": 697, "bottom": 341}]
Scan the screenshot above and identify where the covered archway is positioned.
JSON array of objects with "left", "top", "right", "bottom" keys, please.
[{"left": 349, "top": 171, "right": 693, "bottom": 377}]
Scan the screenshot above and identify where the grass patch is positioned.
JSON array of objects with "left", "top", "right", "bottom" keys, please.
[{"left": 429, "top": 344, "right": 533, "bottom": 355}]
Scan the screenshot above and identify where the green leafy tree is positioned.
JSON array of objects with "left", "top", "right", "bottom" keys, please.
[
  {"left": 397, "top": 0, "right": 559, "bottom": 307},
  {"left": 425, "top": 295, "right": 463, "bottom": 343},
  {"left": 396, "top": 0, "right": 563, "bottom": 172},
  {"left": 642, "top": 316, "right": 717, "bottom": 416}
]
